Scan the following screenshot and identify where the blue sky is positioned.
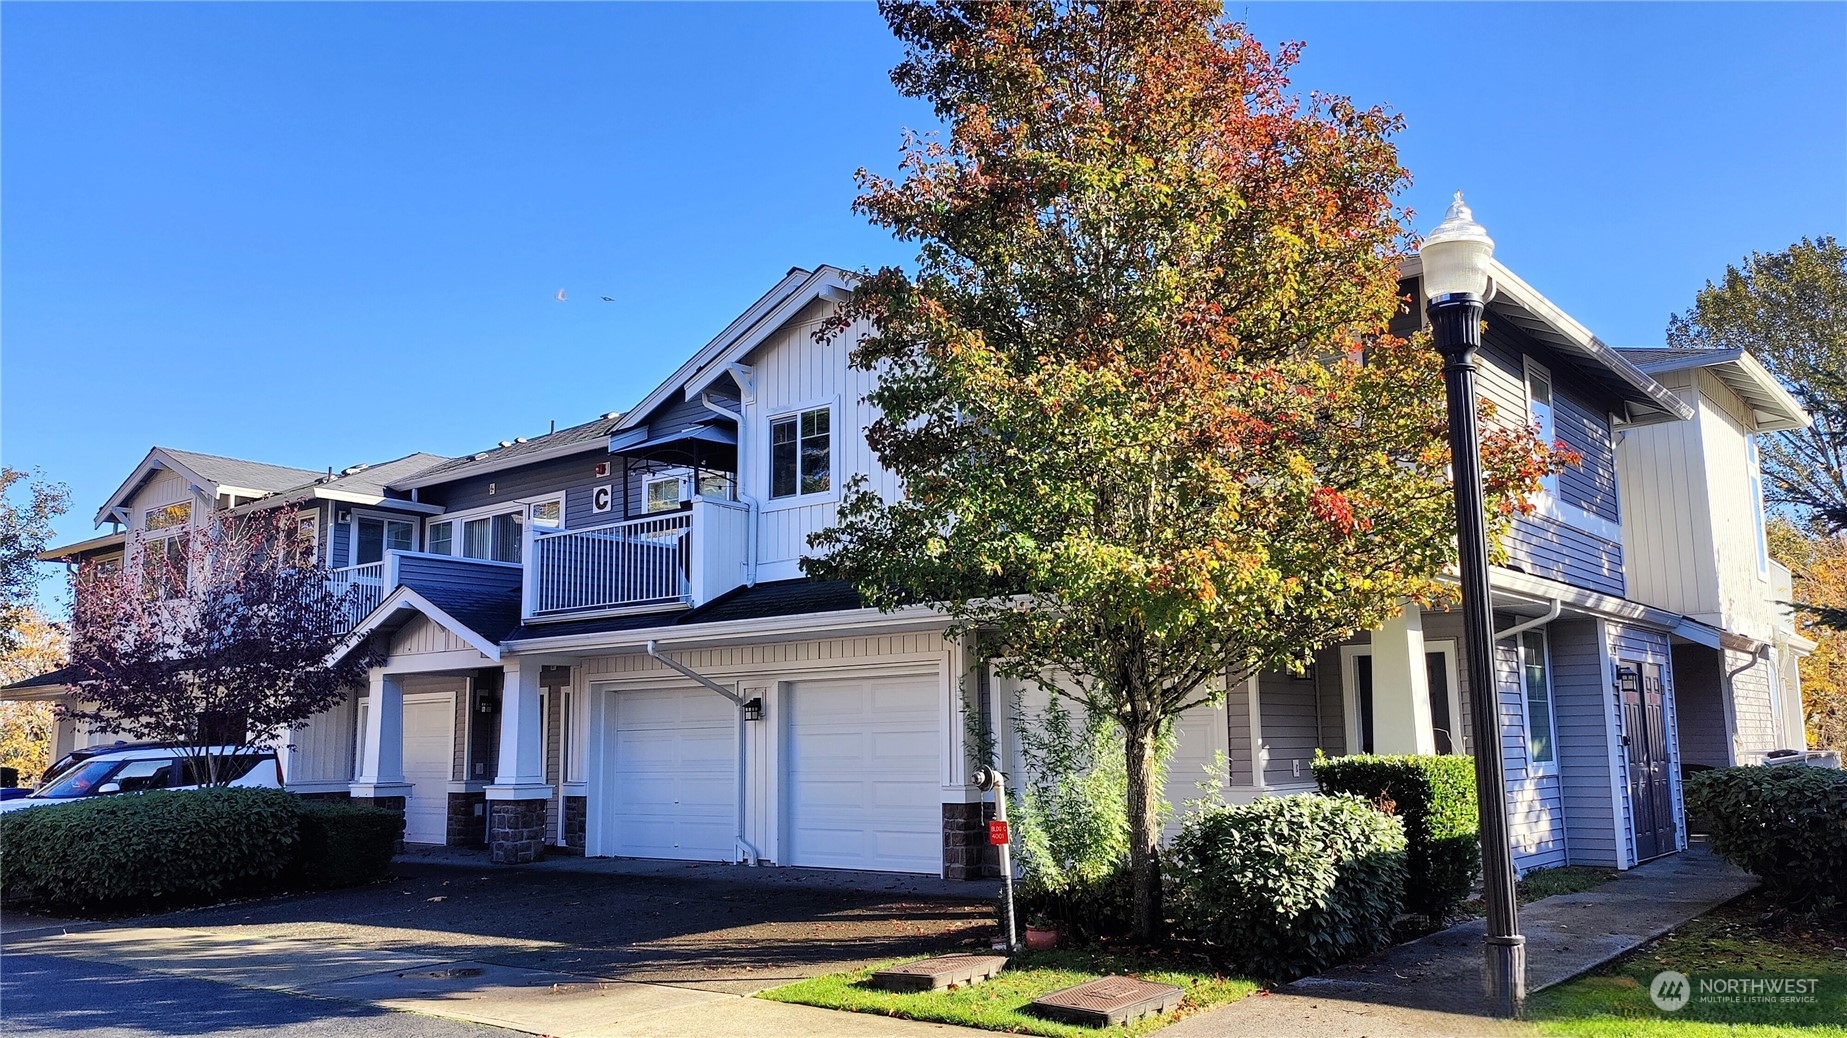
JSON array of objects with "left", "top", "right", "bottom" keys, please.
[{"left": 5, "top": 2, "right": 1844, "bottom": 571}]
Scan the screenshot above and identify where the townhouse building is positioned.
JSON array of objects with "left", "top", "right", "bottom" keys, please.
[{"left": 11, "top": 257, "right": 1807, "bottom": 879}]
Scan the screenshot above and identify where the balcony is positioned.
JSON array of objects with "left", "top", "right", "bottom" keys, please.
[
  {"left": 328, "top": 552, "right": 524, "bottom": 632},
  {"left": 328, "top": 561, "right": 387, "bottom": 629},
  {"left": 524, "top": 496, "right": 750, "bottom": 621}
]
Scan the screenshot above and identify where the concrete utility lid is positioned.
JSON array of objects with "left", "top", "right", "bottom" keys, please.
[
  {"left": 1030, "top": 975, "right": 1184, "bottom": 1027},
  {"left": 870, "top": 954, "right": 1010, "bottom": 992}
]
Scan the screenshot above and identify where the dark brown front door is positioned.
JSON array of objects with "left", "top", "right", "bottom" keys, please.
[{"left": 1621, "top": 661, "right": 1676, "bottom": 861}]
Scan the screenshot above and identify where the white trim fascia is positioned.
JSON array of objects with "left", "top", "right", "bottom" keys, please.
[
  {"left": 505, "top": 602, "right": 950, "bottom": 655},
  {"left": 1245, "top": 674, "right": 1265, "bottom": 790},
  {"left": 37, "top": 531, "right": 128, "bottom": 562},
  {"left": 1475, "top": 568, "right": 1715, "bottom": 643},
  {"left": 526, "top": 601, "right": 691, "bottom": 625},
  {"left": 617, "top": 268, "right": 819, "bottom": 431},
  {"left": 1595, "top": 619, "right": 1632, "bottom": 870},
  {"left": 681, "top": 268, "right": 856, "bottom": 401},
  {"left": 94, "top": 449, "right": 217, "bottom": 527},
  {"left": 334, "top": 586, "right": 504, "bottom": 663}
]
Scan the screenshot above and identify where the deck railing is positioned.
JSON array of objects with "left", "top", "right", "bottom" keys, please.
[
  {"left": 528, "top": 513, "right": 692, "bottom": 616},
  {"left": 327, "top": 561, "right": 387, "bottom": 629}
]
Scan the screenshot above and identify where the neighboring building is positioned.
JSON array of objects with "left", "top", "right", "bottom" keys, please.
[
  {"left": 1614, "top": 347, "right": 1815, "bottom": 766},
  {"left": 8, "top": 257, "right": 1795, "bottom": 880}
]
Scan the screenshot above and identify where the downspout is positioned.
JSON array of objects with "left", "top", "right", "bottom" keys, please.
[
  {"left": 699, "top": 388, "right": 758, "bottom": 588},
  {"left": 645, "top": 640, "right": 760, "bottom": 866},
  {"left": 1494, "top": 599, "right": 1562, "bottom": 643},
  {"left": 1723, "top": 645, "right": 1769, "bottom": 764}
]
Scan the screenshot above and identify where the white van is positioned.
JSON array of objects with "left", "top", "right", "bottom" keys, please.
[{"left": 0, "top": 744, "right": 283, "bottom": 814}]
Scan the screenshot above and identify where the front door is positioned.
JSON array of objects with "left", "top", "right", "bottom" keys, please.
[{"left": 1621, "top": 661, "right": 1676, "bottom": 861}]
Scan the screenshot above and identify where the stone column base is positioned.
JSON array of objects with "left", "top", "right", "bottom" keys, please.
[
  {"left": 942, "top": 801, "right": 1000, "bottom": 880},
  {"left": 561, "top": 796, "right": 588, "bottom": 855},
  {"left": 448, "top": 791, "right": 487, "bottom": 847},
  {"left": 490, "top": 799, "right": 549, "bottom": 864}
]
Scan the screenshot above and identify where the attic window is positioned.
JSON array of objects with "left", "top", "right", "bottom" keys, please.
[{"left": 144, "top": 502, "right": 191, "bottom": 531}]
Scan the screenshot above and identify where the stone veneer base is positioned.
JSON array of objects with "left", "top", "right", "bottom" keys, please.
[{"left": 489, "top": 799, "right": 549, "bottom": 864}]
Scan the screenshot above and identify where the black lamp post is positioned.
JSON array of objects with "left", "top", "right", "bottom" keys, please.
[{"left": 1420, "top": 193, "right": 1526, "bottom": 1016}]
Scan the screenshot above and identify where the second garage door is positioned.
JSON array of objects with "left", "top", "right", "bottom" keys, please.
[
  {"left": 785, "top": 674, "right": 941, "bottom": 874},
  {"left": 606, "top": 687, "right": 737, "bottom": 861},
  {"left": 401, "top": 694, "right": 455, "bottom": 845}
]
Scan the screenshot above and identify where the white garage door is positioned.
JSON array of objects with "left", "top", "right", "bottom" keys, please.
[
  {"left": 786, "top": 674, "right": 941, "bottom": 873},
  {"left": 607, "top": 687, "right": 737, "bottom": 861},
  {"left": 402, "top": 694, "right": 454, "bottom": 845}
]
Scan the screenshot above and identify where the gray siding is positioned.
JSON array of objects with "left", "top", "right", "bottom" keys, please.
[
  {"left": 1505, "top": 516, "right": 1626, "bottom": 597},
  {"left": 1257, "top": 670, "right": 1321, "bottom": 787},
  {"left": 396, "top": 552, "right": 523, "bottom": 599},
  {"left": 1495, "top": 616, "right": 1568, "bottom": 872},
  {"left": 1549, "top": 618, "right": 1621, "bottom": 867},
  {"left": 1225, "top": 679, "right": 1253, "bottom": 786},
  {"left": 1672, "top": 644, "right": 1731, "bottom": 769}
]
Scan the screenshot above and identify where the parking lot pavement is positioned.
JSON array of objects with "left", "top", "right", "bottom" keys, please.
[{"left": 1, "top": 952, "right": 527, "bottom": 1038}]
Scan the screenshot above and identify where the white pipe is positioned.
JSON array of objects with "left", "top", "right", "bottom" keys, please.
[
  {"left": 1494, "top": 598, "right": 1562, "bottom": 642},
  {"left": 645, "top": 640, "right": 760, "bottom": 866},
  {"left": 699, "top": 391, "right": 758, "bottom": 588}
]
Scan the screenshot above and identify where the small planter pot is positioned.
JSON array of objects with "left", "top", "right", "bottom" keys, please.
[{"left": 1024, "top": 925, "right": 1059, "bottom": 951}]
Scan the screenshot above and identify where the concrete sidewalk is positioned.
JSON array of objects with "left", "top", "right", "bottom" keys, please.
[{"left": 1161, "top": 842, "right": 1758, "bottom": 1038}]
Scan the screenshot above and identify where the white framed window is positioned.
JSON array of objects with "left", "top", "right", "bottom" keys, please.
[
  {"left": 294, "top": 511, "right": 320, "bottom": 566},
  {"left": 1339, "top": 641, "right": 1466, "bottom": 755},
  {"left": 1748, "top": 435, "right": 1770, "bottom": 578},
  {"left": 1525, "top": 357, "right": 1560, "bottom": 510},
  {"left": 528, "top": 497, "right": 563, "bottom": 530},
  {"left": 351, "top": 513, "right": 415, "bottom": 566},
  {"left": 426, "top": 497, "right": 556, "bottom": 564},
  {"left": 139, "top": 501, "right": 193, "bottom": 599},
  {"left": 769, "top": 405, "right": 832, "bottom": 500},
  {"left": 642, "top": 470, "right": 733, "bottom": 514},
  {"left": 644, "top": 474, "right": 684, "bottom": 513},
  {"left": 1519, "top": 629, "right": 1557, "bottom": 769},
  {"left": 426, "top": 520, "right": 454, "bottom": 557}
]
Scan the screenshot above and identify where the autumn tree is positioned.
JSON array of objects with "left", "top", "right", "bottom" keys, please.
[
  {"left": 67, "top": 508, "right": 374, "bottom": 784},
  {"left": 1669, "top": 236, "right": 1847, "bottom": 534},
  {"left": 810, "top": 0, "right": 1558, "bottom": 939},
  {"left": 0, "top": 608, "right": 67, "bottom": 783},
  {"left": 0, "top": 467, "right": 71, "bottom": 656},
  {"left": 1768, "top": 519, "right": 1847, "bottom": 750}
]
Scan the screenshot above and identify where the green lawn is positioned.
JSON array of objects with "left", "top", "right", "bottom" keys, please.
[
  {"left": 760, "top": 948, "right": 1257, "bottom": 1038},
  {"left": 1528, "top": 893, "right": 1847, "bottom": 1037}
]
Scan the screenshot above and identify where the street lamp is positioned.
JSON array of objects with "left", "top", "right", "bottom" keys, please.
[{"left": 1420, "top": 192, "right": 1526, "bottom": 1017}]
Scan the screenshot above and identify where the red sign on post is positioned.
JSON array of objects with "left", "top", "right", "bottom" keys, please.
[{"left": 988, "top": 819, "right": 1010, "bottom": 846}]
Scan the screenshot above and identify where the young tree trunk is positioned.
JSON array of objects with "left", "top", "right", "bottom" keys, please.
[{"left": 1124, "top": 720, "right": 1165, "bottom": 943}]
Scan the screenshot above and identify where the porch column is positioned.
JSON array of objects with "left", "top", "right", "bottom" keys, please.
[
  {"left": 485, "top": 657, "right": 552, "bottom": 864},
  {"left": 1370, "top": 602, "right": 1436, "bottom": 755},
  {"left": 351, "top": 669, "right": 412, "bottom": 806}
]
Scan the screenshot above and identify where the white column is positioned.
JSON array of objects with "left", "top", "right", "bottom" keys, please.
[
  {"left": 1247, "top": 674, "right": 1267, "bottom": 790},
  {"left": 487, "top": 658, "right": 551, "bottom": 800},
  {"left": 351, "top": 669, "right": 411, "bottom": 798},
  {"left": 1370, "top": 602, "right": 1436, "bottom": 755}
]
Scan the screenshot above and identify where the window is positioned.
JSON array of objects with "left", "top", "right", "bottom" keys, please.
[
  {"left": 1748, "top": 436, "right": 1770, "bottom": 577},
  {"left": 354, "top": 516, "right": 414, "bottom": 566},
  {"left": 1525, "top": 360, "right": 1560, "bottom": 506},
  {"left": 140, "top": 502, "right": 192, "bottom": 599},
  {"left": 462, "top": 516, "right": 493, "bottom": 559},
  {"left": 293, "top": 512, "right": 319, "bottom": 566},
  {"left": 645, "top": 475, "right": 682, "bottom": 513},
  {"left": 426, "top": 520, "right": 453, "bottom": 557},
  {"left": 529, "top": 499, "right": 562, "bottom": 529},
  {"left": 770, "top": 406, "right": 831, "bottom": 499},
  {"left": 144, "top": 502, "right": 191, "bottom": 532},
  {"left": 1343, "top": 642, "right": 1464, "bottom": 755},
  {"left": 1520, "top": 630, "right": 1556, "bottom": 766}
]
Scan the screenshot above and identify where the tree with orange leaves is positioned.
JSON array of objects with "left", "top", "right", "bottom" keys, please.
[{"left": 808, "top": 1, "right": 1562, "bottom": 940}]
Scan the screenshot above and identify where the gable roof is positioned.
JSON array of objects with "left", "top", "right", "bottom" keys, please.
[
  {"left": 678, "top": 266, "right": 857, "bottom": 403},
  {"left": 95, "top": 447, "right": 324, "bottom": 526},
  {"left": 389, "top": 414, "right": 622, "bottom": 491},
  {"left": 1399, "top": 256, "right": 1692, "bottom": 427},
  {"left": 334, "top": 582, "right": 521, "bottom": 664},
  {"left": 1617, "top": 348, "right": 1811, "bottom": 433}
]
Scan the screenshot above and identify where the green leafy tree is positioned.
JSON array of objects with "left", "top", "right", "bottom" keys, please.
[
  {"left": 0, "top": 467, "right": 70, "bottom": 656},
  {"left": 0, "top": 608, "right": 67, "bottom": 783},
  {"left": 1669, "top": 236, "right": 1847, "bottom": 534},
  {"left": 1768, "top": 519, "right": 1847, "bottom": 750},
  {"left": 810, "top": 0, "right": 1559, "bottom": 939}
]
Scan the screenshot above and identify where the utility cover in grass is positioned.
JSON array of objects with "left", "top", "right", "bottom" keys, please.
[
  {"left": 1031, "top": 976, "right": 1183, "bottom": 1027},
  {"left": 871, "top": 954, "right": 1009, "bottom": 992}
]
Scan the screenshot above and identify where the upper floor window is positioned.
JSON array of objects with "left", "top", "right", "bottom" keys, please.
[
  {"left": 294, "top": 512, "right": 319, "bottom": 566},
  {"left": 1524, "top": 359, "right": 1560, "bottom": 507},
  {"left": 144, "top": 502, "right": 191, "bottom": 532},
  {"left": 140, "top": 501, "right": 192, "bottom": 599},
  {"left": 354, "top": 515, "right": 414, "bottom": 566},
  {"left": 771, "top": 406, "right": 831, "bottom": 499},
  {"left": 1520, "top": 630, "right": 1556, "bottom": 768}
]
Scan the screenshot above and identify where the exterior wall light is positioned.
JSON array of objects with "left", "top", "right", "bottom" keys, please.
[{"left": 742, "top": 697, "right": 763, "bottom": 722}]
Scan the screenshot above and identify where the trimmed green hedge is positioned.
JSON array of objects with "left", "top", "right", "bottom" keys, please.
[
  {"left": 1168, "top": 793, "right": 1408, "bottom": 981},
  {"left": 1314, "top": 752, "right": 1480, "bottom": 921},
  {"left": 0, "top": 789, "right": 403, "bottom": 914},
  {"left": 1685, "top": 766, "right": 1847, "bottom": 915}
]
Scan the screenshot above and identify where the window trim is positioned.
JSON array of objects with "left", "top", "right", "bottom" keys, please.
[
  {"left": 1518, "top": 628, "right": 1560, "bottom": 773},
  {"left": 1523, "top": 356, "right": 1561, "bottom": 513},
  {"left": 764, "top": 400, "right": 838, "bottom": 508},
  {"left": 294, "top": 510, "right": 320, "bottom": 566},
  {"left": 347, "top": 510, "right": 418, "bottom": 567},
  {"left": 1339, "top": 640, "right": 1465, "bottom": 756},
  {"left": 421, "top": 495, "right": 562, "bottom": 562}
]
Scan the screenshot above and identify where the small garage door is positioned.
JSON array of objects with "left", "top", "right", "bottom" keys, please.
[
  {"left": 402, "top": 694, "right": 454, "bottom": 845},
  {"left": 786, "top": 674, "right": 941, "bottom": 873},
  {"left": 607, "top": 687, "right": 737, "bottom": 860}
]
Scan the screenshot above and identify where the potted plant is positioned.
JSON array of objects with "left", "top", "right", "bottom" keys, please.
[{"left": 1024, "top": 916, "right": 1059, "bottom": 950}]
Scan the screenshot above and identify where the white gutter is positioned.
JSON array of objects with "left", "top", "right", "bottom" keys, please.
[
  {"left": 1495, "top": 599, "right": 1563, "bottom": 642},
  {"left": 506, "top": 601, "right": 949, "bottom": 654},
  {"left": 645, "top": 640, "right": 760, "bottom": 867},
  {"left": 700, "top": 380, "right": 759, "bottom": 589}
]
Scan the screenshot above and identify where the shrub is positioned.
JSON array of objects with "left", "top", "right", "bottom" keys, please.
[
  {"left": 1168, "top": 793, "right": 1407, "bottom": 980},
  {"left": 286, "top": 799, "right": 403, "bottom": 890},
  {"left": 1314, "top": 752, "right": 1480, "bottom": 921},
  {"left": 0, "top": 787, "right": 300, "bottom": 912},
  {"left": 1685, "top": 766, "right": 1847, "bottom": 915}
]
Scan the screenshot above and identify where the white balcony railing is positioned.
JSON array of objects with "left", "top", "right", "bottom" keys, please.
[
  {"left": 528, "top": 513, "right": 692, "bottom": 616},
  {"left": 328, "top": 561, "right": 386, "bottom": 629}
]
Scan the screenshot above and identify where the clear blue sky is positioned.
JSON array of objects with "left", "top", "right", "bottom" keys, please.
[{"left": 5, "top": 2, "right": 1844, "bottom": 569}]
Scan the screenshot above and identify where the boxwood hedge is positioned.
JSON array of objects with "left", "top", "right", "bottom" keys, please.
[
  {"left": 1685, "top": 765, "right": 1847, "bottom": 915},
  {"left": 1314, "top": 752, "right": 1480, "bottom": 922}
]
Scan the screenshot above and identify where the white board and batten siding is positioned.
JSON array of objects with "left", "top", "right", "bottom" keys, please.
[
  {"left": 284, "top": 694, "right": 358, "bottom": 793},
  {"left": 740, "top": 305, "right": 900, "bottom": 583},
  {"left": 580, "top": 631, "right": 957, "bottom": 873}
]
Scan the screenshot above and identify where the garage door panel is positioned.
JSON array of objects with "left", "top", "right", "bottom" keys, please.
[
  {"left": 606, "top": 687, "right": 736, "bottom": 862},
  {"left": 786, "top": 675, "right": 941, "bottom": 874},
  {"left": 402, "top": 696, "right": 454, "bottom": 845}
]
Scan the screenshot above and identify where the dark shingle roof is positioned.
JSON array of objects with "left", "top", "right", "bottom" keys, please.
[
  {"left": 160, "top": 448, "right": 323, "bottom": 494},
  {"left": 271, "top": 453, "right": 455, "bottom": 499},
  {"left": 503, "top": 579, "right": 866, "bottom": 643},
  {"left": 415, "top": 582, "right": 524, "bottom": 646},
  {"left": 0, "top": 663, "right": 86, "bottom": 693},
  {"left": 389, "top": 415, "right": 622, "bottom": 490}
]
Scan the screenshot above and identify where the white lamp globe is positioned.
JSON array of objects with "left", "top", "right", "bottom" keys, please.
[{"left": 1420, "top": 192, "right": 1495, "bottom": 300}]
